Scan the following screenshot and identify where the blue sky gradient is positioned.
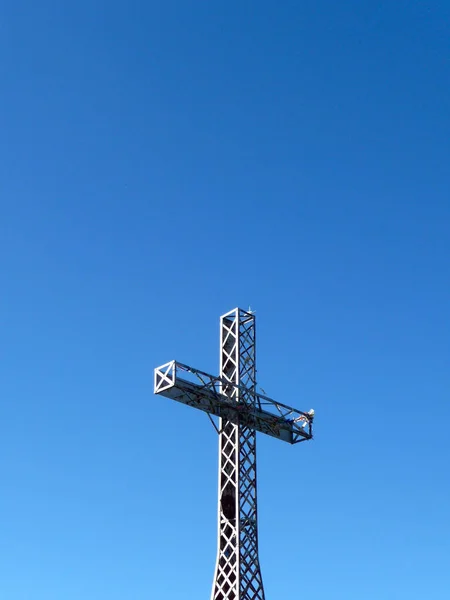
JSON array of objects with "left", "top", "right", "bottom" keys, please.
[{"left": 1, "top": 2, "right": 449, "bottom": 599}]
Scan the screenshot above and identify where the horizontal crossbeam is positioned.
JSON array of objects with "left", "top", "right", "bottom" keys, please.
[{"left": 154, "top": 361, "right": 313, "bottom": 444}]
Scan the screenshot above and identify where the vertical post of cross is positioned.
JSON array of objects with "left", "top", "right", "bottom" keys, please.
[{"left": 211, "top": 308, "right": 265, "bottom": 600}]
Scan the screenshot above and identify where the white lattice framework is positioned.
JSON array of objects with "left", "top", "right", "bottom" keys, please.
[
  {"left": 211, "top": 308, "right": 263, "bottom": 600},
  {"left": 153, "top": 308, "right": 314, "bottom": 600}
]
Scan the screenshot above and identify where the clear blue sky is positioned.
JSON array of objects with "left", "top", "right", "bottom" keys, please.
[{"left": 1, "top": 2, "right": 449, "bottom": 599}]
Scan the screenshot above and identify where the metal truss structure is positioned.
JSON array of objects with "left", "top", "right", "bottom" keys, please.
[{"left": 154, "top": 308, "right": 314, "bottom": 600}]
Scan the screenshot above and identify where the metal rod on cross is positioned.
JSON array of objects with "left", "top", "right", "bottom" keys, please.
[{"left": 154, "top": 308, "right": 314, "bottom": 600}]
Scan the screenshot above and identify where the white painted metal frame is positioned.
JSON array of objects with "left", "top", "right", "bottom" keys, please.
[
  {"left": 211, "top": 308, "right": 263, "bottom": 600},
  {"left": 153, "top": 308, "right": 314, "bottom": 600},
  {"left": 153, "top": 362, "right": 313, "bottom": 443}
]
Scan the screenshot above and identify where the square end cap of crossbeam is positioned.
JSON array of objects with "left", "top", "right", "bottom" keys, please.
[{"left": 154, "top": 360, "right": 176, "bottom": 394}]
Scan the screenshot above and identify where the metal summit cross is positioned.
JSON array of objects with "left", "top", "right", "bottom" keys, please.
[{"left": 154, "top": 308, "right": 314, "bottom": 600}]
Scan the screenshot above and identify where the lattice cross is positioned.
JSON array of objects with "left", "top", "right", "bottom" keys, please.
[{"left": 154, "top": 308, "right": 314, "bottom": 599}]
